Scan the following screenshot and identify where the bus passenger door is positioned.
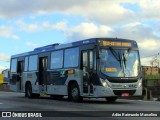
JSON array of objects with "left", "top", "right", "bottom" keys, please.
[
  {"left": 39, "top": 57, "right": 48, "bottom": 93},
  {"left": 81, "top": 50, "right": 94, "bottom": 96},
  {"left": 17, "top": 61, "right": 24, "bottom": 92}
]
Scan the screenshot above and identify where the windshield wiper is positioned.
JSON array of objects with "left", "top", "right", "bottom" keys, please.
[
  {"left": 123, "top": 48, "right": 131, "bottom": 69},
  {"left": 109, "top": 47, "right": 122, "bottom": 68},
  {"left": 123, "top": 53, "right": 126, "bottom": 68},
  {"left": 124, "top": 48, "right": 131, "bottom": 60}
]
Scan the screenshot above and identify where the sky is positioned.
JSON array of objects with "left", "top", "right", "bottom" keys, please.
[{"left": 0, "top": 0, "right": 160, "bottom": 72}]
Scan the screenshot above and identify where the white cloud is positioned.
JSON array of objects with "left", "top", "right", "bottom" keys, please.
[
  {"left": 0, "top": 26, "right": 11, "bottom": 37},
  {"left": 16, "top": 20, "right": 39, "bottom": 32},
  {"left": 42, "top": 21, "right": 67, "bottom": 31},
  {"left": 138, "top": 39, "right": 158, "bottom": 50},
  {"left": 0, "top": 0, "right": 138, "bottom": 25},
  {"left": 66, "top": 0, "right": 136, "bottom": 25},
  {"left": 0, "top": 53, "right": 10, "bottom": 62},
  {"left": 0, "top": 0, "right": 90, "bottom": 18},
  {"left": 0, "top": 66, "right": 7, "bottom": 73},
  {"left": 141, "top": 55, "right": 160, "bottom": 66},
  {"left": 113, "top": 22, "right": 160, "bottom": 48},
  {"left": 26, "top": 42, "right": 38, "bottom": 48},
  {"left": 116, "top": 22, "right": 153, "bottom": 39},
  {"left": 141, "top": 57, "right": 153, "bottom": 66},
  {"left": 42, "top": 21, "right": 114, "bottom": 41},
  {"left": 138, "top": 0, "right": 160, "bottom": 20},
  {"left": 0, "top": 26, "right": 20, "bottom": 40},
  {"left": 41, "top": 21, "right": 117, "bottom": 42},
  {"left": 63, "top": 22, "right": 114, "bottom": 42},
  {"left": 11, "top": 35, "right": 20, "bottom": 40},
  {"left": 0, "top": 0, "right": 160, "bottom": 25}
]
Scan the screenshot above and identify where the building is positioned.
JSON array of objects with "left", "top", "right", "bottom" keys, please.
[{"left": 142, "top": 66, "right": 159, "bottom": 75}]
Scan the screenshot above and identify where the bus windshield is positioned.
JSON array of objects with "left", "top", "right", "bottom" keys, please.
[{"left": 100, "top": 48, "right": 140, "bottom": 77}]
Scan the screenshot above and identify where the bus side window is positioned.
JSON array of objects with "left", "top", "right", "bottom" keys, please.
[
  {"left": 24, "top": 57, "right": 28, "bottom": 71},
  {"left": 28, "top": 55, "right": 38, "bottom": 71},
  {"left": 11, "top": 59, "right": 17, "bottom": 73}
]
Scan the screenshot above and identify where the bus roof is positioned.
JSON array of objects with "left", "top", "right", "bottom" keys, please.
[{"left": 11, "top": 38, "right": 137, "bottom": 58}]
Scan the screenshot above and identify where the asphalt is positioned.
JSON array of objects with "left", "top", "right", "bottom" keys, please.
[{"left": 0, "top": 91, "right": 160, "bottom": 120}]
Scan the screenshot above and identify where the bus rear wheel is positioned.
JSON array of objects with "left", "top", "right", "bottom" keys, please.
[
  {"left": 105, "top": 97, "right": 118, "bottom": 103},
  {"left": 26, "top": 83, "right": 33, "bottom": 98},
  {"left": 25, "top": 83, "right": 40, "bottom": 98},
  {"left": 69, "top": 83, "right": 83, "bottom": 102}
]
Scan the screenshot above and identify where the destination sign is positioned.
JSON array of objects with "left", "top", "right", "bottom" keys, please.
[{"left": 101, "top": 41, "right": 132, "bottom": 47}]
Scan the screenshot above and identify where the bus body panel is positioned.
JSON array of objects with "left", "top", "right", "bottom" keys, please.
[{"left": 47, "top": 85, "right": 68, "bottom": 95}]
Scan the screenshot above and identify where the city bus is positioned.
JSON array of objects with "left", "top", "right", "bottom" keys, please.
[{"left": 9, "top": 38, "right": 142, "bottom": 102}]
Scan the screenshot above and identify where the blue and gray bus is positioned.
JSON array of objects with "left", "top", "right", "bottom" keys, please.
[{"left": 9, "top": 38, "right": 142, "bottom": 102}]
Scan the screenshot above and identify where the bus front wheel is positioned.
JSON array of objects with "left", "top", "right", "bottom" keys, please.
[
  {"left": 105, "top": 97, "right": 118, "bottom": 103},
  {"left": 69, "top": 83, "right": 83, "bottom": 102}
]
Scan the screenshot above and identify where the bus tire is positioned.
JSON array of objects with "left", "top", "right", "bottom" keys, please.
[
  {"left": 69, "top": 83, "right": 83, "bottom": 102},
  {"left": 105, "top": 97, "right": 117, "bottom": 103},
  {"left": 26, "top": 83, "right": 33, "bottom": 98}
]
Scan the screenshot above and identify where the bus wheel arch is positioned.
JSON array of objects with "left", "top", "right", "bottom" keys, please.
[
  {"left": 68, "top": 80, "right": 83, "bottom": 102},
  {"left": 25, "top": 81, "right": 40, "bottom": 98}
]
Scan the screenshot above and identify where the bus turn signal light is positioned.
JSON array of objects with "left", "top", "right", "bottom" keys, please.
[{"left": 67, "top": 70, "right": 74, "bottom": 74}]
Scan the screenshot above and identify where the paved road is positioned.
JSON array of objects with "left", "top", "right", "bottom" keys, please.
[{"left": 0, "top": 91, "right": 160, "bottom": 120}]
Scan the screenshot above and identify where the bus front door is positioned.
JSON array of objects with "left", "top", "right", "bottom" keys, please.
[
  {"left": 39, "top": 57, "right": 48, "bottom": 95},
  {"left": 82, "top": 50, "right": 94, "bottom": 96}
]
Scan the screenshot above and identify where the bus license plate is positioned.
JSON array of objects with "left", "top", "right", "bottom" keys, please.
[{"left": 121, "top": 93, "right": 129, "bottom": 96}]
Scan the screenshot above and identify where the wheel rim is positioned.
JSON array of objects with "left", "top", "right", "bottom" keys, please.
[{"left": 71, "top": 87, "right": 78, "bottom": 99}]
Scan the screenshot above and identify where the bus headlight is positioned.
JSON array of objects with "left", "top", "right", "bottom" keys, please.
[
  {"left": 100, "top": 78, "right": 109, "bottom": 87},
  {"left": 138, "top": 79, "right": 142, "bottom": 87},
  {"left": 102, "top": 81, "right": 108, "bottom": 87}
]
